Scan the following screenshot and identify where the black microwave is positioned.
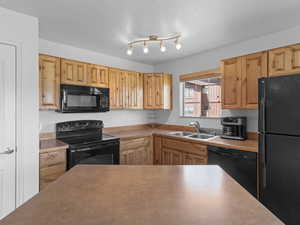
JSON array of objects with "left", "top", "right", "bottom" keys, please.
[{"left": 60, "top": 84, "right": 109, "bottom": 113}]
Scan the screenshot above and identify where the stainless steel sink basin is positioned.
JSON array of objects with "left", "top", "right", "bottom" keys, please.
[
  {"left": 169, "top": 131, "right": 215, "bottom": 140},
  {"left": 188, "top": 134, "right": 215, "bottom": 139},
  {"left": 168, "top": 131, "right": 193, "bottom": 137}
]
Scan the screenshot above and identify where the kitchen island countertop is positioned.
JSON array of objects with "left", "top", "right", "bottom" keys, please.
[{"left": 0, "top": 165, "right": 282, "bottom": 225}]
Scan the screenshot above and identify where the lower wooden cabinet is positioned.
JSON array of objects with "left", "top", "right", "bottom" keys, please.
[
  {"left": 39, "top": 149, "right": 67, "bottom": 190},
  {"left": 120, "top": 136, "right": 153, "bottom": 165},
  {"left": 154, "top": 135, "right": 208, "bottom": 165},
  {"left": 161, "top": 148, "right": 182, "bottom": 165}
]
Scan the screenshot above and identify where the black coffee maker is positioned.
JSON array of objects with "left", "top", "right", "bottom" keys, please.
[{"left": 221, "top": 117, "right": 247, "bottom": 140}]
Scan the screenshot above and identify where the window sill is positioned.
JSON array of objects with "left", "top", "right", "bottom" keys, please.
[{"left": 180, "top": 116, "right": 223, "bottom": 119}]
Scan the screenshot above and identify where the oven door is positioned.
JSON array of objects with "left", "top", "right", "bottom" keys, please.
[
  {"left": 67, "top": 141, "right": 119, "bottom": 170},
  {"left": 60, "top": 84, "right": 109, "bottom": 113}
]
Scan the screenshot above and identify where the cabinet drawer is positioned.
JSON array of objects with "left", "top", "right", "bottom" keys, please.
[
  {"left": 40, "top": 164, "right": 66, "bottom": 190},
  {"left": 183, "top": 153, "right": 207, "bottom": 165},
  {"left": 120, "top": 137, "right": 150, "bottom": 151},
  {"left": 40, "top": 150, "right": 66, "bottom": 168},
  {"left": 162, "top": 138, "right": 207, "bottom": 156}
]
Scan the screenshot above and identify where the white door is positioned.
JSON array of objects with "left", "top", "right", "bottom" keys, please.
[{"left": 0, "top": 44, "right": 16, "bottom": 219}]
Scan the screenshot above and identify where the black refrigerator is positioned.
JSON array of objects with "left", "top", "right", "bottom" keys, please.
[{"left": 259, "top": 74, "right": 300, "bottom": 225}]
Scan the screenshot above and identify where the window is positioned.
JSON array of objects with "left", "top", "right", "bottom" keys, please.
[{"left": 182, "top": 77, "right": 221, "bottom": 117}]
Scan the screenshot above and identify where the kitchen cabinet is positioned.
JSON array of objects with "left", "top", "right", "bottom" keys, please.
[
  {"left": 182, "top": 153, "right": 207, "bottom": 165},
  {"left": 120, "top": 137, "right": 153, "bottom": 165},
  {"left": 221, "top": 57, "right": 242, "bottom": 109},
  {"left": 39, "top": 149, "right": 66, "bottom": 190},
  {"left": 241, "top": 51, "right": 268, "bottom": 109},
  {"left": 154, "top": 135, "right": 207, "bottom": 165},
  {"left": 124, "top": 71, "right": 144, "bottom": 109},
  {"left": 109, "top": 68, "right": 126, "bottom": 109},
  {"left": 87, "top": 64, "right": 109, "bottom": 88},
  {"left": 144, "top": 73, "right": 172, "bottom": 110},
  {"left": 269, "top": 43, "right": 300, "bottom": 77},
  {"left": 222, "top": 51, "right": 267, "bottom": 109},
  {"left": 109, "top": 69, "right": 144, "bottom": 110},
  {"left": 39, "top": 54, "right": 61, "bottom": 110},
  {"left": 61, "top": 58, "right": 88, "bottom": 85}
]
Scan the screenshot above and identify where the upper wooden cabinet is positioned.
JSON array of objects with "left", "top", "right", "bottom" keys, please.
[
  {"left": 125, "top": 71, "right": 143, "bottom": 109},
  {"left": 39, "top": 54, "right": 61, "bottom": 110},
  {"left": 109, "top": 69, "right": 144, "bottom": 110},
  {"left": 241, "top": 52, "right": 268, "bottom": 109},
  {"left": 221, "top": 57, "right": 242, "bottom": 109},
  {"left": 61, "top": 59, "right": 88, "bottom": 85},
  {"left": 109, "top": 68, "right": 125, "bottom": 109},
  {"left": 87, "top": 64, "right": 109, "bottom": 88},
  {"left": 144, "top": 73, "right": 172, "bottom": 110},
  {"left": 269, "top": 43, "right": 300, "bottom": 76},
  {"left": 222, "top": 52, "right": 267, "bottom": 109}
]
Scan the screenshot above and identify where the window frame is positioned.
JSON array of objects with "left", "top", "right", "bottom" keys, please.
[{"left": 180, "top": 78, "right": 222, "bottom": 119}]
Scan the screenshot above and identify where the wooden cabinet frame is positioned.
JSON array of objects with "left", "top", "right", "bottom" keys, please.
[
  {"left": 144, "top": 73, "right": 172, "bottom": 110},
  {"left": 39, "top": 54, "right": 61, "bottom": 110}
]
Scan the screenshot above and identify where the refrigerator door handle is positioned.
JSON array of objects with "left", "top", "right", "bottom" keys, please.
[
  {"left": 259, "top": 134, "right": 267, "bottom": 189},
  {"left": 259, "top": 79, "right": 266, "bottom": 133}
]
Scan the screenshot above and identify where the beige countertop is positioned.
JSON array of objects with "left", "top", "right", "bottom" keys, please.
[
  {"left": 104, "top": 127, "right": 258, "bottom": 152},
  {"left": 0, "top": 165, "right": 282, "bottom": 225},
  {"left": 39, "top": 124, "right": 258, "bottom": 153}
]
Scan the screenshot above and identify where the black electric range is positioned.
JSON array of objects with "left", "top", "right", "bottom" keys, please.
[{"left": 56, "top": 120, "right": 120, "bottom": 170}]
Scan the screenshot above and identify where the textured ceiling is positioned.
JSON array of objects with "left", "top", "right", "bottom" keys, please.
[{"left": 1, "top": 0, "right": 300, "bottom": 65}]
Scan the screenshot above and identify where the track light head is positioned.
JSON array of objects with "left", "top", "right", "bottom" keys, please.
[
  {"left": 143, "top": 41, "right": 149, "bottom": 54},
  {"left": 126, "top": 45, "right": 133, "bottom": 55},
  {"left": 175, "top": 38, "right": 182, "bottom": 50},
  {"left": 160, "top": 41, "right": 166, "bottom": 52}
]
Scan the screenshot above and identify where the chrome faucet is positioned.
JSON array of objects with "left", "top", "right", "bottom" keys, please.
[{"left": 189, "top": 121, "right": 201, "bottom": 133}]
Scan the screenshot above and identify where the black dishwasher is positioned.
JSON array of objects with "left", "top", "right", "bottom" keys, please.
[{"left": 208, "top": 146, "right": 257, "bottom": 197}]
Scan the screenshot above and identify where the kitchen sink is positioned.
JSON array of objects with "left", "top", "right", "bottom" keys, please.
[
  {"left": 188, "top": 134, "right": 215, "bottom": 139},
  {"left": 168, "top": 131, "right": 193, "bottom": 137},
  {"left": 169, "top": 132, "right": 215, "bottom": 140}
]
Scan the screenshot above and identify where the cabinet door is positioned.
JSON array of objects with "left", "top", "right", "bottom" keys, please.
[
  {"left": 143, "top": 74, "right": 154, "bottom": 109},
  {"left": 154, "top": 136, "right": 162, "bottom": 165},
  {"left": 154, "top": 74, "right": 164, "bottom": 109},
  {"left": 125, "top": 72, "right": 143, "bottom": 109},
  {"left": 109, "top": 68, "right": 125, "bottom": 109},
  {"left": 241, "top": 52, "right": 268, "bottom": 109},
  {"left": 221, "top": 57, "right": 242, "bottom": 109},
  {"left": 61, "top": 59, "right": 88, "bottom": 85},
  {"left": 120, "top": 137, "right": 152, "bottom": 165},
  {"left": 87, "top": 64, "right": 108, "bottom": 88},
  {"left": 289, "top": 44, "right": 300, "bottom": 74},
  {"left": 161, "top": 148, "right": 183, "bottom": 165},
  {"left": 183, "top": 153, "right": 207, "bottom": 165},
  {"left": 268, "top": 47, "right": 290, "bottom": 77},
  {"left": 39, "top": 54, "right": 60, "bottom": 110}
]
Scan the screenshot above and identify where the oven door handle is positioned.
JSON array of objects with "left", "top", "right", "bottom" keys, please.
[{"left": 71, "top": 142, "right": 118, "bottom": 152}]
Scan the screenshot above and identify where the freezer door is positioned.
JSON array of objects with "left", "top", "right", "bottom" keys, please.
[
  {"left": 259, "top": 134, "right": 300, "bottom": 225},
  {"left": 265, "top": 74, "right": 300, "bottom": 135}
]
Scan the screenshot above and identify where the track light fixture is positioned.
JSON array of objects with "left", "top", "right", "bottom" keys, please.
[
  {"left": 143, "top": 41, "right": 149, "bottom": 54},
  {"left": 126, "top": 34, "right": 182, "bottom": 55}
]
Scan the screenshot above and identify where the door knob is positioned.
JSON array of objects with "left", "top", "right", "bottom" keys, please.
[{"left": 0, "top": 148, "right": 15, "bottom": 155}]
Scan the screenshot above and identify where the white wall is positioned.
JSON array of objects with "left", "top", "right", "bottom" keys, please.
[
  {"left": 0, "top": 7, "right": 39, "bottom": 205},
  {"left": 154, "top": 25, "right": 300, "bottom": 132},
  {"left": 39, "top": 39, "right": 155, "bottom": 133}
]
